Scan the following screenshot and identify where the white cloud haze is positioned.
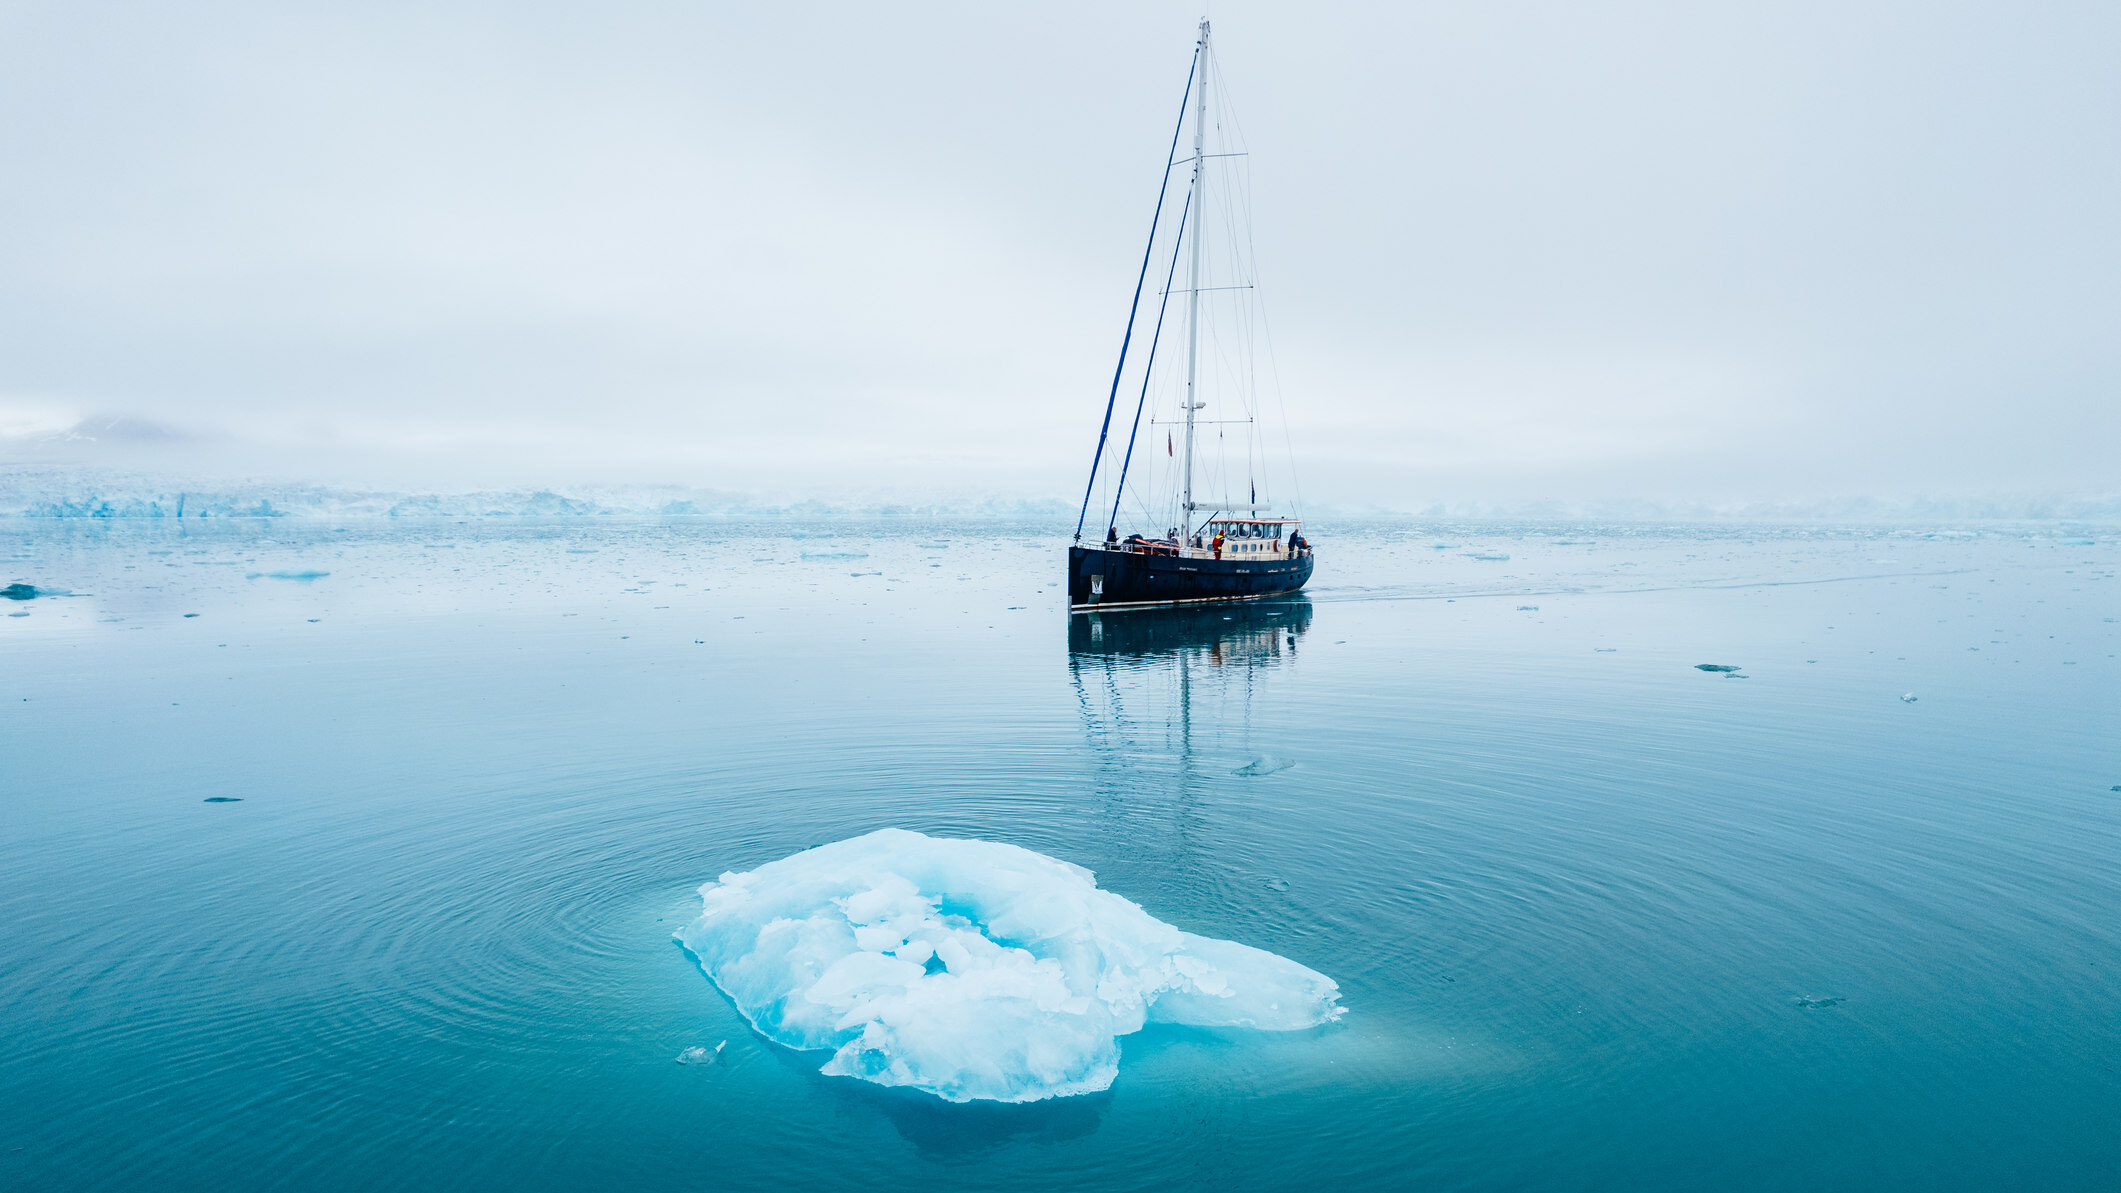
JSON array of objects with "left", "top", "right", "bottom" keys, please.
[{"left": 2, "top": 1, "right": 2116, "bottom": 509}]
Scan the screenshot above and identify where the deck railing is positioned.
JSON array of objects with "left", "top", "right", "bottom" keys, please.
[{"left": 1103, "top": 541, "right": 1309, "bottom": 561}]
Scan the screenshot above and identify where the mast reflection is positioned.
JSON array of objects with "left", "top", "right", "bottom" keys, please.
[{"left": 1066, "top": 597, "right": 1315, "bottom": 858}]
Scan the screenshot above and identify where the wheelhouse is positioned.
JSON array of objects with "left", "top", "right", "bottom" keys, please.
[{"left": 1201, "top": 518, "right": 1300, "bottom": 557}]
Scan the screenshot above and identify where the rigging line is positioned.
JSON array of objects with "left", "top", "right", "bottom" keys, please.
[
  {"left": 1106, "top": 187, "right": 1193, "bottom": 539},
  {"left": 1210, "top": 44, "right": 1303, "bottom": 519},
  {"left": 1250, "top": 198, "right": 1304, "bottom": 519},
  {"left": 1073, "top": 42, "right": 1200, "bottom": 543},
  {"left": 1203, "top": 45, "right": 1276, "bottom": 508}
]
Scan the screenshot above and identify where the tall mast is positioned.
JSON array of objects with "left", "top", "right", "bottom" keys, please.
[{"left": 1181, "top": 19, "right": 1209, "bottom": 538}]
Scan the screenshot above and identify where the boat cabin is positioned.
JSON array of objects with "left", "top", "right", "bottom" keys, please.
[{"left": 1197, "top": 518, "right": 1302, "bottom": 560}]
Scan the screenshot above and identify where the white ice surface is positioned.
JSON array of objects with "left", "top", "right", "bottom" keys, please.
[{"left": 676, "top": 829, "right": 1342, "bottom": 1103}]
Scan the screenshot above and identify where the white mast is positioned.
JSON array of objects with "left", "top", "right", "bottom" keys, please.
[{"left": 1181, "top": 19, "right": 1209, "bottom": 539}]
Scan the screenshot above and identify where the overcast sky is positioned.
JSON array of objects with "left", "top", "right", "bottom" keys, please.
[{"left": 2, "top": 1, "right": 2115, "bottom": 506}]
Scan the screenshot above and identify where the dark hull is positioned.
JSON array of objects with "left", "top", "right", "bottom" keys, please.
[{"left": 1067, "top": 544, "right": 1313, "bottom": 611}]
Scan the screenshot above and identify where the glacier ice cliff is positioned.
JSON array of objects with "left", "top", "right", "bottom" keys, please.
[{"left": 676, "top": 829, "right": 1342, "bottom": 1103}]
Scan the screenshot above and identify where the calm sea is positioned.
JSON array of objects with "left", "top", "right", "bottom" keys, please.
[{"left": 2, "top": 518, "right": 2115, "bottom": 1191}]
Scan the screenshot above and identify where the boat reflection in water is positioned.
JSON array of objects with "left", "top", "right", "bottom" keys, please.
[
  {"left": 1066, "top": 598, "right": 1314, "bottom": 859},
  {"left": 1067, "top": 597, "right": 1313, "bottom": 664}
]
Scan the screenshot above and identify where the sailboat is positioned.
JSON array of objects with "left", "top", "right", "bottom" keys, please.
[{"left": 1067, "top": 20, "right": 1313, "bottom": 613}]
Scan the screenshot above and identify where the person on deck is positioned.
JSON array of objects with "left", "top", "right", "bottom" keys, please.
[
  {"left": 1107, "top": 526, "right": 1119, "bottom": 548},
  {"left": 1212, "top": 531, "right": 1225, "bottom": 560}
]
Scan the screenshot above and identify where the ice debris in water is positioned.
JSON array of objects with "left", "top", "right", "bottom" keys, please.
[
  {"left": 676, "top": 829, "right": 1342, "bottom": 1103},
  {"left": 675, "top": 1041, "right": 726, "bottom": 1065},
  {"left": 1233, "top": 755, "right": 1295, "bottom": 777},
  {"left": 1900, "top": 693, "right": 1918, "bottom": 703}
]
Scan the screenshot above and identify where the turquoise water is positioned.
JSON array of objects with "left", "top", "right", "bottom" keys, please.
[{"left": 2, "top": 519, "right": 2116, "bottom": 1190}]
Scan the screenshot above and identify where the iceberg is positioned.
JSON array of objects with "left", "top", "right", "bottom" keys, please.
[{"left": 675, "top": 829, "right": 1342, "bottom": 1103}]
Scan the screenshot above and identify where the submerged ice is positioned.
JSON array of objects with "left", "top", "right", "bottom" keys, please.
[{"left": 676, "top": 829, "right": 1342, "bottom": 1103}]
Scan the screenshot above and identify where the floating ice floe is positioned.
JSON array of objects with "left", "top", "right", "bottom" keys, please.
[
  {"left": 1900, "top": 693, "right": 1918, "bottom": 703},
  {"left": 676, "top": 829, "right": 1343, "bottom": 1103},
  {"left": 1233, "top": 755, "right": 1295, "bottom": 777}
]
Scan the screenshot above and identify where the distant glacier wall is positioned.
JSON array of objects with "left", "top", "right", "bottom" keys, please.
[{"left": 0, "top": 465, "right": 2114, "bottom": 523}]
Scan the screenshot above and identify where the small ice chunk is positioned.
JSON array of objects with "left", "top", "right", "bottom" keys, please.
[
  {"left": 1900, "top": 693, "right": 1918, "bottom": 703},
  {"left": 675, "top": 1040, "right": 727, "bottom": 1065},
  {"left": 1233, "top": 755, "right": 1295, "bottom": 777},
  {"left": 676, "top": 830, "right": 1341, "bottom": 1103}
]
